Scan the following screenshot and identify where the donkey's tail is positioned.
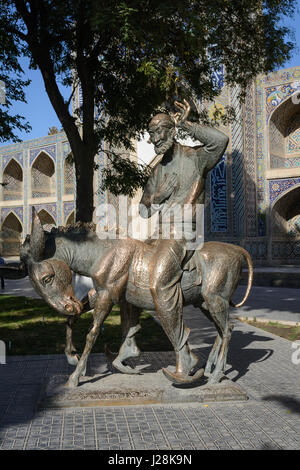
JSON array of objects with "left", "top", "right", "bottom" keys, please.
[{"left": 230, "top": 247, "right": 253, "bottom": 308}]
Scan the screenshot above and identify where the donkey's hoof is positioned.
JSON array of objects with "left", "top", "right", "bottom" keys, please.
[
  {"left": 162, "top": 367, "right": 204, "bottom": 384},
  {"left": 207, "top": 372, "right": 225, "bottom": 384},
  {"left": 112, "top": 358, "right": 142, "bottom": 375},
  {"left": 66, "top": 353, "right": 80, "bottom": 366},
  {"left": 65, "top": 376, "right": 79, "bottom": 388}
]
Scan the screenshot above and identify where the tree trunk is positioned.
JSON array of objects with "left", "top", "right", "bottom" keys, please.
[
  {"left": 74, "top": 150, "right": 95, "bottom": 223},
  {"left": 13, "top": 2, "right": 99, "bottom": 223}
]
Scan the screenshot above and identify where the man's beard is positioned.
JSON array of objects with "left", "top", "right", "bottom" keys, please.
[{"left": 154, "top": 135, "right": 174, "bottom": 155}]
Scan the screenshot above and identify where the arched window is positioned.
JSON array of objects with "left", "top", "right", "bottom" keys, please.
[
  {"left": 38, "top": 209, "right": 56, "bottom": 232},
  {"left": 3, "top": 159, "right": 23, "bottom": 201},
  {"left": 0, "top": 213, "right": 22, "bottom": 256},
  {"left": 64, "top": 160, "right": 75, "bottom": 195},
  {"left": 65, "top": 211, "right": 75, "bottom": 226},
  {"left": 271, "top": 185, "right": 300, "bottom": 238},
  {"left": 269, "top": 94, "right": 300, "bottom": 169},
  {"left": 31, "top": 152, "right": 55, "bottom": 198}
]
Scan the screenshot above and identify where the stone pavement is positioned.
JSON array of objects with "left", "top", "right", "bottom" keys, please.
[
  {"left": 231, "top": 285, "right": 300, "bottom": 324},
  {"left": 0, "top": 279, "right": 299, "bottom": 450}
]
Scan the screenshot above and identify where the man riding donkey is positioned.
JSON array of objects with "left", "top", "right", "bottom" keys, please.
[
  {"left": 139, "top": 99, "right": 229, "bottom": 383},
  {"left": 0, "top": 99, "right": 229, "bottom": 386}
]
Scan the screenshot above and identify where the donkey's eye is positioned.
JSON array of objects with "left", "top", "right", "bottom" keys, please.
[{"left": 42, "top": 275, "right": 53, "bottom": 285}]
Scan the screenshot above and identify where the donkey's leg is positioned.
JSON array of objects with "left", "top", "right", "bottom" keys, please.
[
  {"left": 207, "top": 322, "right": 232, "bottom": 384},
  {"left": 196, "top": 304, "right": 222, "bottom": 378},
  {"left": 66, "top": 290, "right": 113, "bottom": 388},
  {"left": 213, "top": 321, "right": 234, "bottom": 378},
  {"left": 105, "top": 301, "right": 142, "bottom": 366},
  {"left": 201, "top": 288, "right": 230, "bottom": 384},
  {"left": 65, "top": 315, "right": 80, "bottom": 366},
  {"left": 204, "top": 333, "right": 222, "bottom": 377},
  {"left": 111, "top": 302, "right": 143, "bottom": 374},
  {"left": 65, "top": 294, "right": 94, "bottom": 367},
  {"left": 204, "top": 312, "right": 234, "bottom": 382}
]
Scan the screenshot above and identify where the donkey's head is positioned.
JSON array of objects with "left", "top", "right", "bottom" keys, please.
[
  {"left": 29, "top": 257, "right": 82, "bottom": 315},
  {"left": 0, "top": 207, "right": 83, "bottom": 316},
  {"left": 28, "top": 207, "right": 83, "bottom": 315}
]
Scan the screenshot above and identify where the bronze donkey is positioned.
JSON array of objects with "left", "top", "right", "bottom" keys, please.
[{"left": 1, "top": 208, "right": 253, "bottom": 387}]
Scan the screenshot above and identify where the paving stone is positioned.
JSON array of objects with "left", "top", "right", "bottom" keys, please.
[{"left": 0, "top": 303, "right": 299, "bottom": 450}]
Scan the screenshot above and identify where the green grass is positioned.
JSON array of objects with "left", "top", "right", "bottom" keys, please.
[
  {"left": 0, "top": 295, "right": 172, "bottom": 355},
  {"left": 245, "top": 319, "right": 300, "bottom": 342}
]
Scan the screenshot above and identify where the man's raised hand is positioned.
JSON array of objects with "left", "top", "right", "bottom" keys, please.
[{"left": 170, "top": 99, "right": 191, "bottom": 126}]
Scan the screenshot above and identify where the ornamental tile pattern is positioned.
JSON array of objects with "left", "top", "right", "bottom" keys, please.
[
  {"left": 210, "top": 154, "right": 227, "bottom": 232},
  {"left": 1, "top": 66, "right": 300, "bottom": 262},
  {"left": 29, "top": 144, "right": 56, "bottom": 165},
  {"left": 231, "top": 85, "right": 245, "bottom": 237},
  {"left": 268, "top": 178, "right": 300, "bottom": 206},
  {"left": 1, "top": 153, "right": 23, "bottom": 170},
  {"left": 1, "top": 207, "right": 23, "bottom": 223}
]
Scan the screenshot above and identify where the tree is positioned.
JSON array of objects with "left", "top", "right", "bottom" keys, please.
[
  {"left": 0, "top": 0, "right": 296, "bottom": 222},
  {"left": 0, "top": 3, "right": 31, "bottom": 143}
]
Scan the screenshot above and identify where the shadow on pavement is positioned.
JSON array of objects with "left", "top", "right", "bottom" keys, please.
[
  {"left": 262, "top": 395, "right": 300, "bottom": 414},
  {"left": 193, "top": 328, "right": 274, "bottom": 382}
]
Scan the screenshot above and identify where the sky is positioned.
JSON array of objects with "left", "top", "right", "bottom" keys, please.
[
  {"left": 3, "top": 2, "right": 300, "bottom": 146},
  {"left": 5, "top": 56, "right": 71, "bottom": 144}
]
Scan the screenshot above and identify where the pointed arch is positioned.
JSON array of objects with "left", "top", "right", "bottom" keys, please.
[
  {"left": 31, "top": 151, "right": 56, "bottom": 198},
  {"left": 65, "top": 211, "right": 75, "bottom": 226},
  {"left": 271, "top": 184, "right": 300, "bottom": 237},
  {"left": 37, "top": 209, "right": 56, "bottom": 232},
  {"left": 2, "top": 158, "right": 23, "bottom": 201},
  {"left": 0, "top": 212, "right": 23, "bottom": 256},
  {"left": 269, "top": 92, "right": 300, "bottom": 169}
]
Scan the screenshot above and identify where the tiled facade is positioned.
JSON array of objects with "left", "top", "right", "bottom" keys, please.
[
  {"left": 0, "top": 133, "right": 74, "bottom": 255},
  {"left": 204, "top": 65, "right": 300, "bottom": 265},
  {"left": 1, "top": 65, "right": 300, "bottom": 263}
]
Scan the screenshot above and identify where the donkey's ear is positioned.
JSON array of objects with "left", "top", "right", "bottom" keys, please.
[{"left": 30, "top": 207, "right": 45, "bottom": 261}]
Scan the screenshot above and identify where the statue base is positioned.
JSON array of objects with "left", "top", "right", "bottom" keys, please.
[{"left": 38, "top": 352, "right": 248, "bottom": 409}]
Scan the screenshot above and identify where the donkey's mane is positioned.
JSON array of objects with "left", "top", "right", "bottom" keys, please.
[
  {"left": 20, "top": 221, "right": 126, "bottom": 264},
  {"left": 49, "top": 222, "right": 126, "bottom": 238},
  {"left": 49, "top": 221, "right": 97, "bottom": 236},
  {"left": 20, "top": 222, "right": 98, "bottom": 263}
]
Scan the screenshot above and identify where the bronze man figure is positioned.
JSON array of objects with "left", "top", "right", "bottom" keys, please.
[{"left": 140, "top": 100, "right": 229, "bottom": 382}]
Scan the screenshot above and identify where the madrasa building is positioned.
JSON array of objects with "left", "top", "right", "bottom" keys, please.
[{"left": 0, "top": 65, "right": 300, "bottom": 266}]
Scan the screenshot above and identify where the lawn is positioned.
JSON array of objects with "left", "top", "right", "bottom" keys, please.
[
  {"left": 241, "top": 318, "right": 300, "bottom": 342},
  {"left": 0, "top": 295, "right": 172, "bottom": 356}
]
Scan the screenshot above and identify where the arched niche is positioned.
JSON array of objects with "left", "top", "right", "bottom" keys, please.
[
  {"left": 2, "top": 159, "right": 23, "bottom": 201},
  {"left": 64, "top": 159, "right": 75, "bottom": 195},
  {"left": 269, "top": 94, "right": 300, "bottom": 169},
  {"left": 65, "top": 211, "right": 75, "bottom": 226},
  {"left": 31, "top": 151, "right": 56, "bottom": 198},
  {"left": 0, "top": 212, "right": 23, "bottom": 256},
  {"left": 271, "top": 185, "right": 300, "bottom": 238},
  {"left": 37, "top": 209, "right": 56, "bottom": 232}
]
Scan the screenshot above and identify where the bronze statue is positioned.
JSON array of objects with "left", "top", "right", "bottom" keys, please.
[
  {"left": 0, "top": 208, "right": 253, "bottom": 387},
  {"left": 139, "top": 100, "right": 229, "bottom": 381},
  {"left": 0, "top": 101, "right": 253, "bottom": 388}
]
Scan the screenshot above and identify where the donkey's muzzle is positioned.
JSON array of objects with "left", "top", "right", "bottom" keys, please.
[{"left": 64, "top": 297, "right": 83, "bottom": 315}]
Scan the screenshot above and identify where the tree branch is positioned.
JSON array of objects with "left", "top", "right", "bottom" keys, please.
[{"left": 14, "top": 0, "right": 84, "bottom": 158}]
